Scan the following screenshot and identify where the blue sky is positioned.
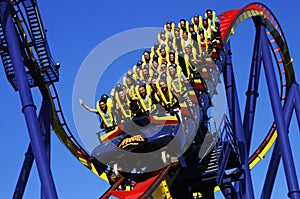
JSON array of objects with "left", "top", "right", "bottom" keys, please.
[{"left": 0, "top": 0, "right": 299, "bottom": 198}]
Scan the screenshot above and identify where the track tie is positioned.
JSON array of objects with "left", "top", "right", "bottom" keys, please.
[{"left": 274, "top": 48, "right": 280, "bottom": 53}]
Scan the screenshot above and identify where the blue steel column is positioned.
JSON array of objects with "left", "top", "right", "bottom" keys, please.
[
  {"left": 261, "top": 83, "right": 297, "bottom": 199},
  {"left": 13, "top": 144, "right": 34, "bottom": 199},
  {"left": 293, "top": 83, "right": 300, "bottom": 127},
  {"left": 220, "top": 182, "right": 237, "bottom": 199},
  {"left": 13, "top": 99, "right": 52, "bottom": 199},
  {"left": 38, "top": 99, "right": 52, "bottom": 163},
  {"left": 0, "top": 1, "right": 58, "bottom": 199},
  {"left": 243, "top": 17, "right": 262, "bottom": 151},
  {"left": 223, "top": 41, "right": 254, "bottom": 199},
  {"left": 260, "top": 24, "right": 300, "bottom": 199},
  {"left": 261, "top": 140, "right": 280, "bottom": 199},
  {"left": 38, "top": 99, "right": 52, "bottom": 199}
]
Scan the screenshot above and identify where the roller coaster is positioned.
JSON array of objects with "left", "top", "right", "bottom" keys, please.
[{"left": 1, "top": 1, "right": 299, "bottom": 198}]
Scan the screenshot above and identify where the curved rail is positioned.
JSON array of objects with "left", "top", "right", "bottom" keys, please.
[
  {"left": 218, "top": 2, "right": 295, "bottom": 169},
  {"left": 46, "top": 81, "right": 113, "bottom": 181}
]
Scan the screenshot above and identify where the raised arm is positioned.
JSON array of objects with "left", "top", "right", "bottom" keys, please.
[{"left": 79, "top": 98, "right": 97, "bottom": 113}]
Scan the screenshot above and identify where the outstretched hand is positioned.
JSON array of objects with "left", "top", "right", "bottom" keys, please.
[{"left": 79, "top": 98, "right": 83, "bottom": 105}]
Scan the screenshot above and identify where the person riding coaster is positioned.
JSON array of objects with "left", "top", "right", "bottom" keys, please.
[{"left": 79, "top": 94, "right": 117, "bottom": 143}]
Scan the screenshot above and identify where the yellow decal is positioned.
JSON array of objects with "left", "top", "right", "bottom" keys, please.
[{"left": 119, "top": 135, "right": 145, "bottom": 148}]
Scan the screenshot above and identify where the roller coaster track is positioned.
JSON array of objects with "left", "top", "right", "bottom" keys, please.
[
  {"left": 1, "top": 1, "right": 297, "bottom": 198},
  {"left": 218, "top": 2, "right": 295, "bottom": 169},
  {"left": 0, "top": 0, "right": 58, "bottom": 91}
]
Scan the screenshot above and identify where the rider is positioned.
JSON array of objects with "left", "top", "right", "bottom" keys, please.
[
  {"left": 135, "top": 80, "right": 154, "bottom": 115},
  {"left": 114, "top": 84, "right": 132, "bottom": 123},
  {"left": 79, "top": 94, "right": 116, "bottom": 133},
  {"left": 156, "top": 75, "right": 182, "bottom": 120}
]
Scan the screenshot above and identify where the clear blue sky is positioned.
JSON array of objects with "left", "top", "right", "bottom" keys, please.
[{"left": 0, "top": 0, "right": 299, "bottom": 198}]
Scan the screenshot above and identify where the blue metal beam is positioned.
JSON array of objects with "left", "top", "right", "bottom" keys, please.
[
  {"left": 260, "top": 24, "right": 300, "bottom": 199},
  {"left": 38, "top": 100, "right": 52, "bottom": 199},
  {"left": 223, "top": 40, "right": 255, "bottom": 199},
  {"left": 38, "top": 99, "right": 52, "bottom": 163},
  {"left": 13, "top": 99, "right": 53, "bottom": 198},
  {"left": 261, "top": 82, "right": 297, "bottom": 199},
  {"left": 13, "top": 144, "right": 34, "bottom": 199},
  {"left": 293, "top": 83, "right": 300, "bottom": 129},
  {"left": 243, "top": 17, "right": 262, "bottom": 151},
  {"left": 220, "top": 181, "right": 238, "bottom": 199},
  {"left": 0, "top": 1, "right": 57, "bottom": 198}
]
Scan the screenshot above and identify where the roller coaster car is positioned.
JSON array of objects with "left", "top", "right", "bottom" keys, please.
[{"left": 91, "top": 112, "right": 198, "bottom": 174}]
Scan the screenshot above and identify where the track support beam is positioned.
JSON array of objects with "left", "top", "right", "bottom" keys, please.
[
  {"left": 260, "top": 24, "right": 300, "bottom": 199},
  {"left": 223, "top": 40, "right": 255, "bottom": 199},
  {"left": 13, "top": 144, "right": 34, "bottom": 199},
  {"left": 293, "top": 83, "right": 300, "bottom": 128},
  {"left": 0, "top": 1, "right": 58, "bottom": 199},
  {"left": 220, "top": 181, "right": 238, "bottom": 199},
  {"left": 13, "top": 99, "right": 52, "bottom": 199},
  {"left": 243, "top": 16, "right": 263, "bottom": 152},
  {"left": 261, "top": 82, "right": 297, "bottom": 198}
]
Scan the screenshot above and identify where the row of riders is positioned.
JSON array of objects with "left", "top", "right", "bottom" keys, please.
[{"left": 79, "top": 9, "right": 222, "bottom": 135}]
